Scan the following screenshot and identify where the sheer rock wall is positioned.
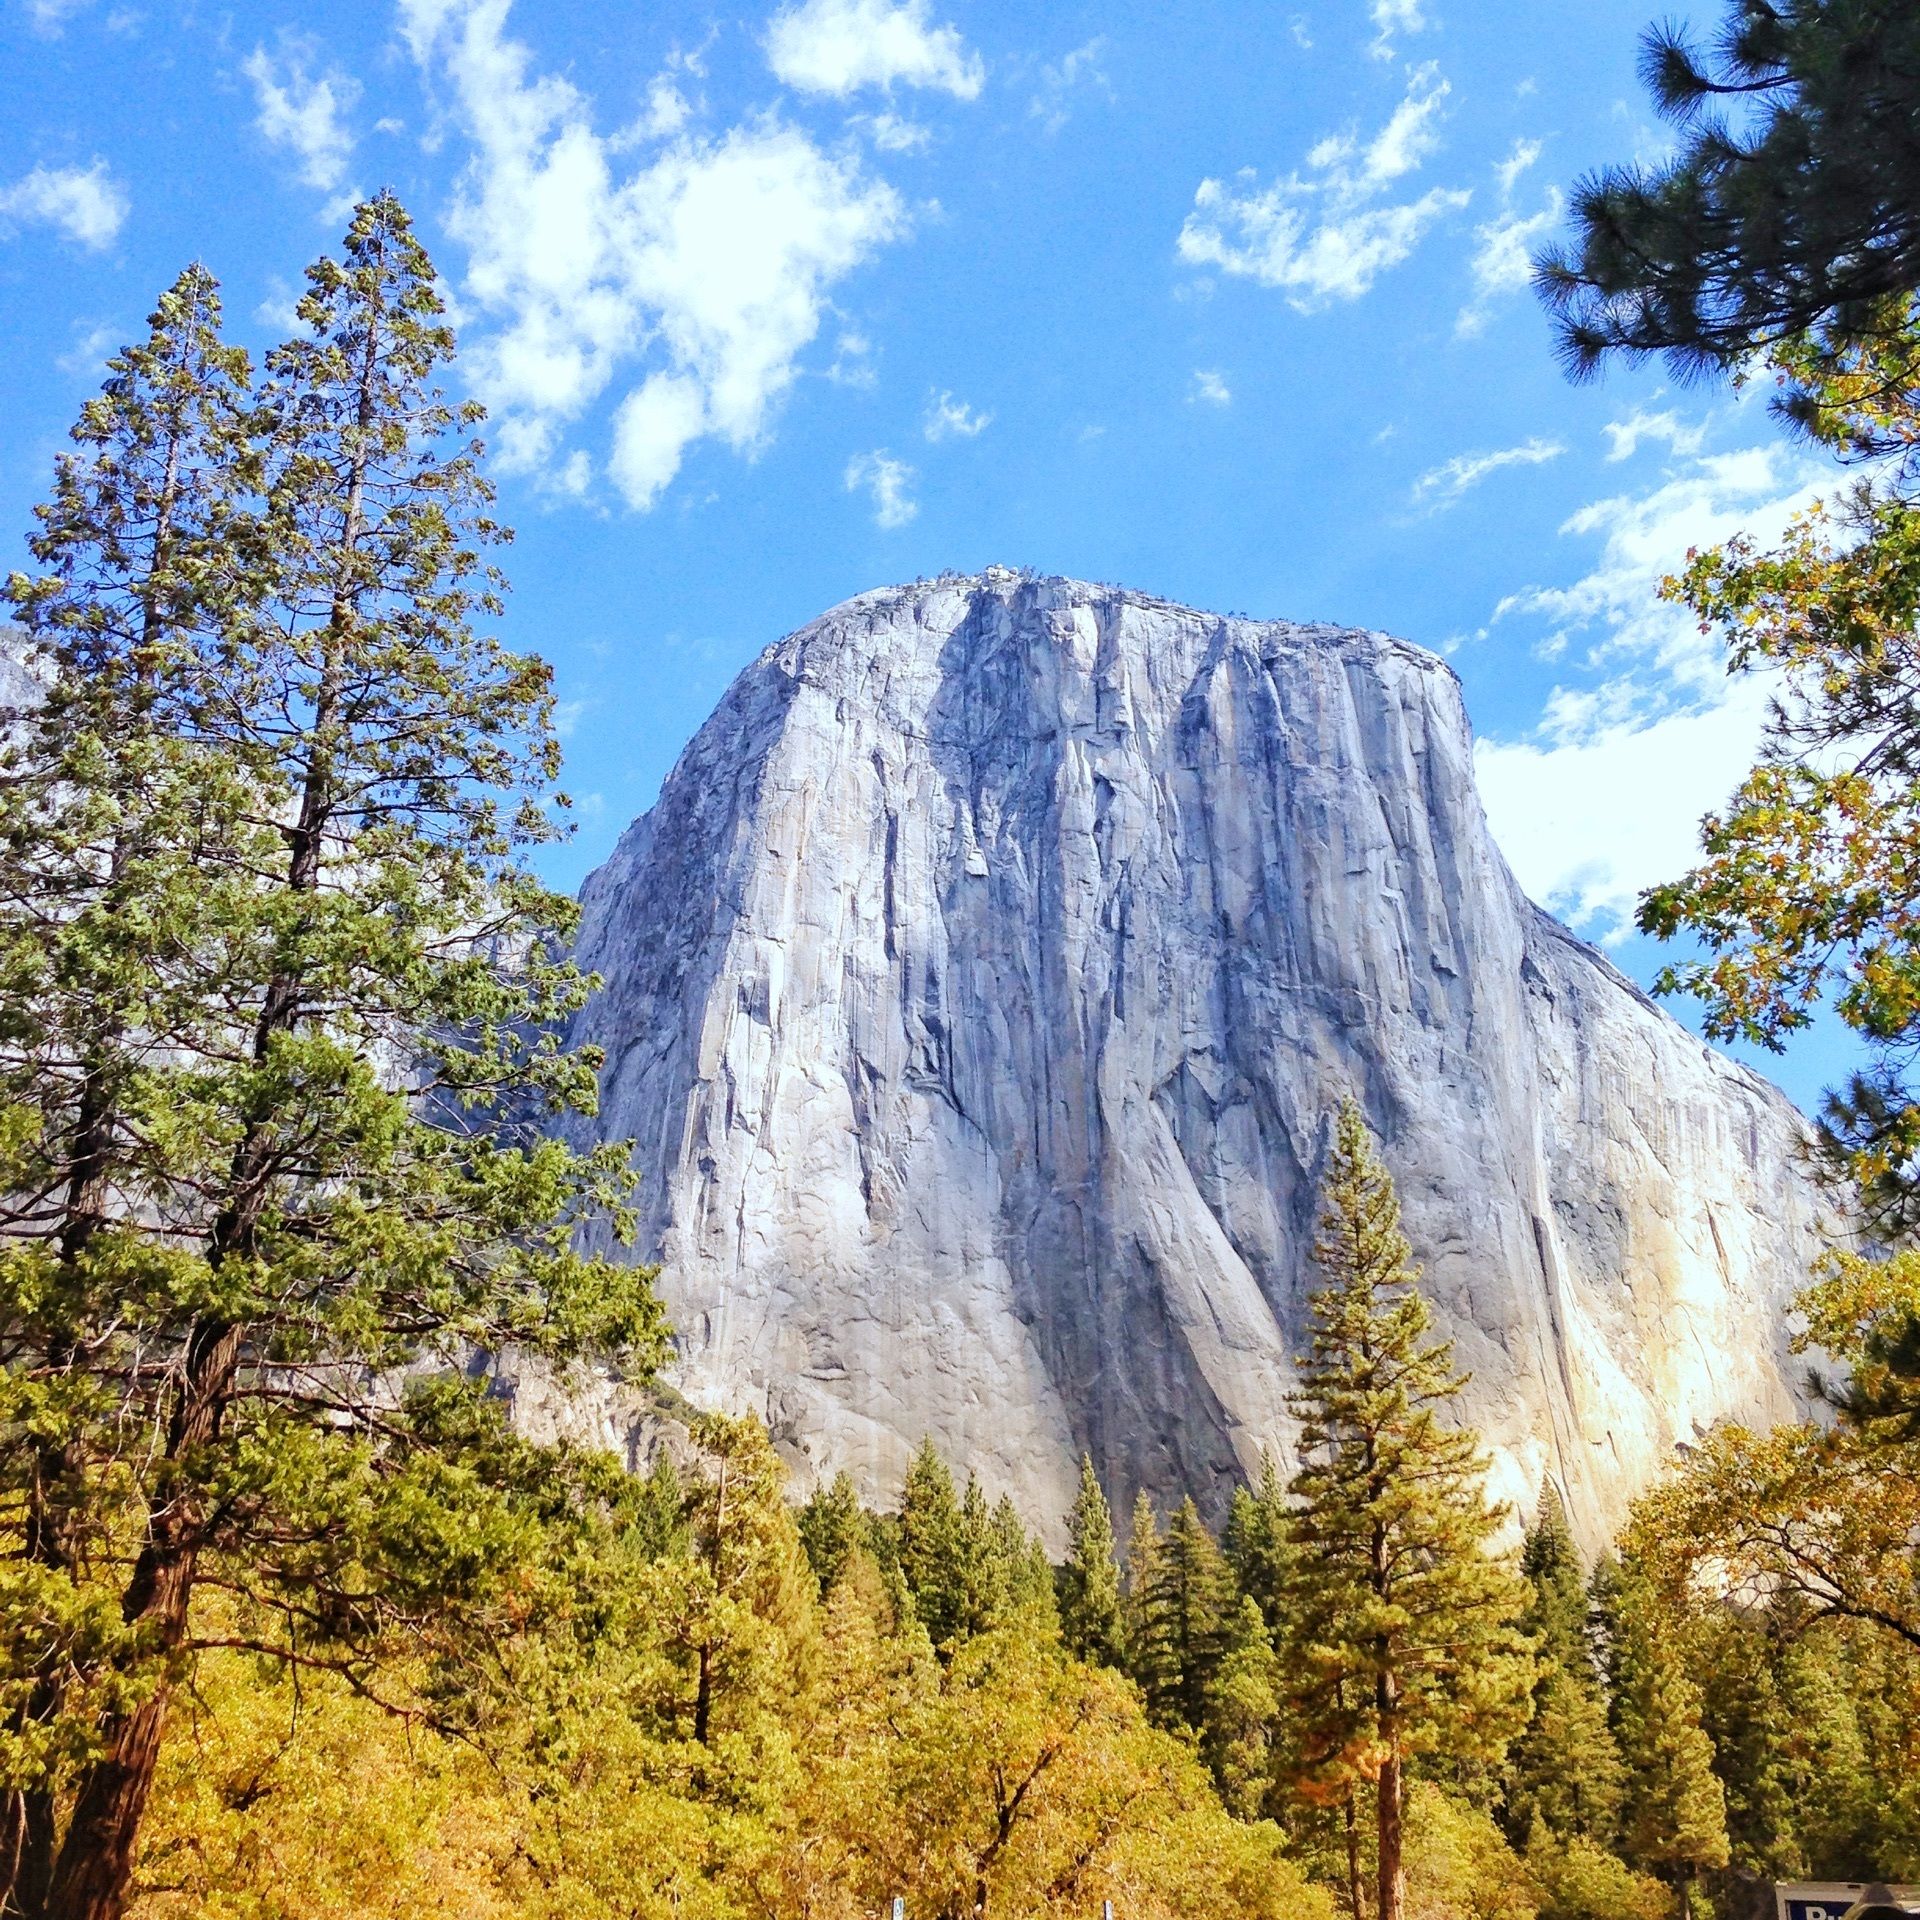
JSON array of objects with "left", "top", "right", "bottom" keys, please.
[{"left": 561, "top": 571, "right": 1827, "bottom": 1545}]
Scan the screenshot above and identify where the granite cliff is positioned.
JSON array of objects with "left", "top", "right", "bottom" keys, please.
[{"left": 559, "top": 569, "right": 1828, "bottom": 1545}]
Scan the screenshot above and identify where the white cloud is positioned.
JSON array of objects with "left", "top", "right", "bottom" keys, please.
[
  {"left": 610, "top": 370, "right": 707, "bottom": 508},
  {"left": 857, "top": 112, "right": 932, "bottom": 152},
  {"left": 1029, "top": 37, "right": 1109, "bottom": 135},
  {"left": 25, "top": 0, "right": 89, "bottom": 30},
  {"left": 1493, "top": 444, "right": 1824, "bottom": 682},
  {"left": 255, "top": 276, "right": 304, "bottom": 332},
  {"left": 0, "top": 162, "right": 127, "bottom": 249},
  {"left": 845, "top": 448, "right": 917, "bottom": 526},
  {"left": 1493, "top": 135, "right": 1541, "bottom": 198},
  {"left": 1602, "top": 406, "right": 1708, "bottom": 463},
  {"left": 765, "top": 0, "right": 983, "bottom": 100},
  {"left": 924, "top": 389, "right": 989, "bottom": 439},
  {"left": 400, "top": 0, "right": 909, "bottom": 509},
  {"left": 1410, "top": 435, "right": 1561, "bottom": 509},
  {"left": 1190, "top": 368, "right": 1232, "bottom": 406},
  {"left": 1456, "top": 138, "right": 1560, "bottom": 336},
  {"left": 1475, "top": 430, "right": 1833, "bottom": 940},
  {"left": 826, "top": 328, "right": 877, "bottom": 387},
  {"left": 1176, "top": 64, "right": 1468, "bottom": 308},
  {"left": 55, "top": 318, "right": 118, "bottom": 372},
  {"left": 244, "top": 40, "right": 359, "bottom": 193},
  {"left": 1477, "top": 681, "right": 1776, "bottom": 942},
  {"left": 1369, "top": 0, "right": 1427, "bottom": 58}
]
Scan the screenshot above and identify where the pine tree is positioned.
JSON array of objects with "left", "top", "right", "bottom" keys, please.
[
  {"left": 628, "top": 1448, "right": 688, "bottom": 1561},
  {"left": 955, "top": 1476, "right": 1010, "bottom": 1640},
  {"left": 0, "top": 262, "right": 262, "bottom": 1919},
  {"left": 1059, "top": 1455, "right": 1123, "bottom": 1667},
  {"left": 1206, "top": 1593, "right": 1282, "bottom": 1818},
  {"left": 681, "top": 1414, "right": 818, "bottom": 1746},
  {"left": 898, "top": 1439, "right": 967, "bottom": 1650},
  {"left": 1502, "top": 1486, "right": 1626, "bottom": 1846},
  {"left": 1123, "top": 1490, "right": 1175, "bottom": 1715},
  {"left": 1281, "top": 1098, "right": 1533, "bottom": 1920},
  {"left": 1537, "top": 0, "right": 1920, "bottom": 392},
  {"left": 1, "top": 197, "right": 664, "bottom": 1920},
  {"left": 1157, "top": 1496, "right": 1236, "bottom": 1733},
  {"left": 1596, "top": 1558, "right": 1729, "bottom": 1919},
  {"left": 987, "top": 1491, "right": 1058, "bottom": 1629},
  {"left": 799, "top": 1471, "right": 869, "bottom": 1597},
  {"left": 1225, "top": 1451, "right": 1293, "bottom": 1640}
]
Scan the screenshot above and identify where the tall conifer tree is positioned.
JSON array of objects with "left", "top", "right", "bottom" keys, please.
[
  {"left": 798, "top": 1471, "right": 869, "bottom": 1597},
  {"left": 1059, "top": 1455, "right": 1123, "bottom": 1667},
  {"left": 1156, "top": 1496, "right": 1236, "bottom": 1733},
  {"left": 1281, "top": 1098, "right": 1532, "bottom": 1920},
  {"left": 1123, "top": 1491, "right": 1175, "bottom": 1715},
  {"left": 898, "top": 1439, "right": 967, "bottom": 1650},
  {"left": 1502, "top": 1487, "right": 1626, "bottom": 1846},
  {"left": 1598, "top": 1559, "right": 1730, "bottom": 1919},
  {"left": 0, "top": 264, "right": 263, "bottom": 1917},
  {"left": 1225, "top": 1452, "right": 1293, "bottom": 1641},
  {"left": 1, "top": 198, "right": 663, "bottom": 1920}
]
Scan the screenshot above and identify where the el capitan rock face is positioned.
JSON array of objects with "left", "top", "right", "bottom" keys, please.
[{"left": 562, "top": 570, "right": 1826, "bottom": 1545}]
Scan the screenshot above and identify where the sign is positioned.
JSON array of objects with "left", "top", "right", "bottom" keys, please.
[{"left": 1777, "top": 1884, "right": 1920, "bottom": 1920}]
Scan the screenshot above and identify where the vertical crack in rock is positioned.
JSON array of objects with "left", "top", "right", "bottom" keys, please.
[{"left": 559, "top": 571, "right": 1831, "bottom": 1549}]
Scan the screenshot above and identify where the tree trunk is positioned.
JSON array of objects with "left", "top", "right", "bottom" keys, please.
[
  {"left": 693, "top": 1643, "right": 713, "bottom": 1747},
  {"left": 43, "top": 1318, "right": 244, "bottom": 1920},
  {"left": 1343, "top": 1792, "right": 1368, "bottom": 1920},
  {"left": 0, "top": 412, "right": 192, "bottom": 1920},
  {"left": 1377, "top": 1751, "right": 1404, "bottom": 1920},
  {"left": 0, "top": 1786, "right": 54, "bottom": 1919}
]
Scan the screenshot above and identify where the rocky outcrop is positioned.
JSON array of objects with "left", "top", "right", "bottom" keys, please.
[{"left": 562, "top": 570, "right": 1829, "bottom": 1547}]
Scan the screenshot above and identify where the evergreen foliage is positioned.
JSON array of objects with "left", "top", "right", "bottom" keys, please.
[
  {"left": 1536, "top": 0, "right": 1920, "bottom": 396},
  {"left": 1636, "top": 316, "right": 1920, "bottom": 1233},
  {"left": 797, "top": 1470, "right": 869, "bottom": 1597},
  {"left": 1058, "top": 1455, "right": 1124, "bottom": 1667},
  {"left": 892, "top": 1443, "right": 1053, "bottom": 1655},
  {"left": 1502, "top": 1488, "right": 1626, "bottom": 1847},
  {"left": 0, "top": 199, "right": 663, "bottom": 1920},
  {"left": 1280, "top": 1099, "right": 1533, "bottom": 1920},
  {"left": 1154, "top": 1497, "right": 1236, "bottom": 1734},
  {"left": 897, "top": 1438, "right": 968, "bottom": 1650},
  {"left": 1123, "top": 1491, "right": 1174, "bottom": 1715},
  {"left": 1596, "top": 1560, "right": 1729, "bottom": 1913},
  {"left": 1224, "top": 1452, "right": 1293, "bottom": 1640}
]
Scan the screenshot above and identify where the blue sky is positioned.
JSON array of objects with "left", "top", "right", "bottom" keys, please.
[{"left": 0, "top": 0, "right": 1862, "bottom": 1108}]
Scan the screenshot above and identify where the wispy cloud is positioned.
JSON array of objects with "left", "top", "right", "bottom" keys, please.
[
  {"left": 244, "top": 38, "right": 359, "bottom": 196},
  {"left": 1029, "top": 37, "right": 1109, "bottom": 135},
  {"left": 1602, "top": 406, "right": 1708, "bottom": 463},
  {"left": 0, "top": 161, "right": 127, "bottom": 249},
  {"left": 398, "top": 0, "right": 910, "bottom": 510},
  {"left": 55, "top": 318, "right": 119, "bottom": 372},
  {"left": 766, "top": 0, "right": 983, "bottom": 100},
  {"left": 1176, "top": 64, "right": 1468, "bottom": 308},
  {"left": 1457, "top": 137, "right": 1560, "bottom": 337},
  {"left": 924, "top": 390, "right": 990, "bottom": 439},
  {"left": 1190, "top": 368, "right": 1232, "bottom": 406},
  {"left": 855, "top": 112, "right": 932, "bottom": 153},
  {"left": 845, "top": 448, "right": 917, "bottom": 526},
  {"left": 25, "top": 0, "right": 90, "bottom": 32},
  {"left": 1411, "top": 435, "right": 1562, "bottom": 510},
  {"left": 1369, "top": 0, "right": 1428, "bottom": 59},
  {"left": 1476, "top": 431, "right": 1832, "bottom": 940}
]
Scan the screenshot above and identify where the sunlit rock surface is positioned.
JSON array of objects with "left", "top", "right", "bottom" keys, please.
[{"left": 561, "top": 570, "right": 1826, "bottom": 1545}]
